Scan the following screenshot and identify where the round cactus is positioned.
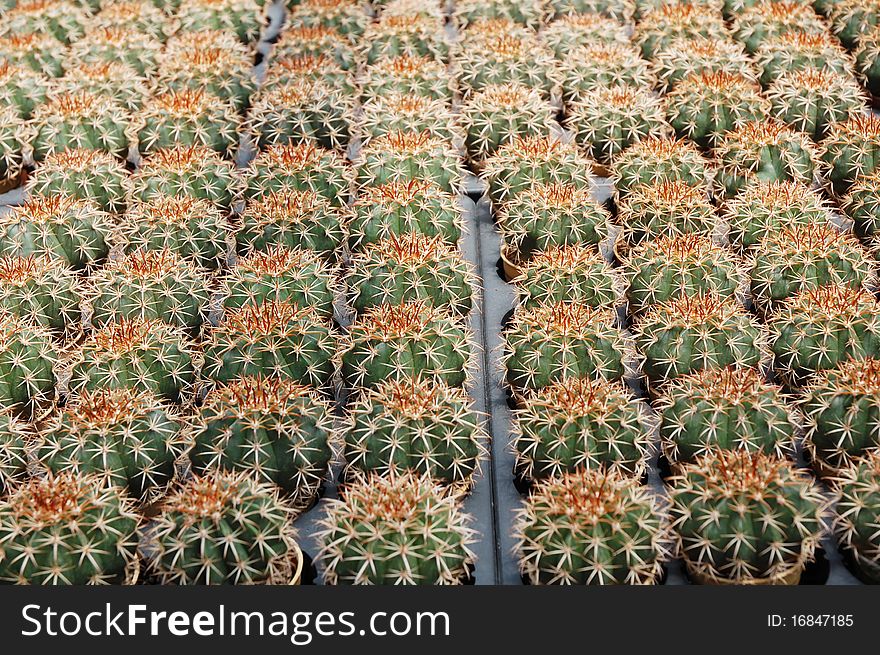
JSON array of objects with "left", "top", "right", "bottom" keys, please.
[
  {"left": 512, "top": 245, "right": 618, "bottom": 308},
  {"left": 456, "top": 31, "right": 557, "bottom": 95},
  {"left": 513, "top": 376, "right": 651, "bottom": 481},
  {"left": 659, "top": 366, "right": 796, "bottom": 465},
  {"left": 349, "top": 234, "right": 473, "bottom": 316},
  {"left": 749, "top": 224, "right": 875, "bottom": 311},
  {"left": 357, "top": 131, "right": 461, "bottom": 193},
  {"left": 803, "top": 357, "right": 880, "bottom": 474},
  {"left": 462, "top": 82, "right": 554, "bottom": 160},
  {"left": 455, "top": 0, "right": 545, "bottom": 25},
  {"left": 149, "top": 471, "right": 298, "bottom": 584},
  {"left": 0, "top": 60, "right": 49, "bottom": 119},
  {"left": 635, "top": 4, "right": 728, "bottom": 60},
  {"left": 622, "top": 234, "right": 742, "bottom": 314},
  {"left": 0, "top": 254, "right": 79, "bottom": 332},
  {"left": 613, "top": 136, "right": 712, "bottom": 197},
  {"left": 0, "top": 472, "right": 140, "bottom": 584},
  {"left": 831, "top": 0, "right": 880, "bottom": 48},
  {"left": 54, "top": 62, "right": 149, "bottom": 114},
  {"left": 176, "top": 0, "right": 263, "bottom": 43},
  {"left": 482, "top": 135, "right": 594, "bottom": 204},
  {"left": 361, "top": 14, "right": 448, "bottom": 64},
  {"left": 713, "top": 119, "right": 819, "bottom": 198},
  {"left": 0, "top": 413, "right": 29, "bottom": 497},
  {"left": 617, "top": 180, "right": 716, "bottom": 242},
  {"left": 770, "top": 284, "right": 880, "bottom": 386},
  {"left": 756, "top": 32, "right": 854, "bottom": 87},
  {"left": 238, "top": 190, "right": 346, "bottom": 256},
  {"left": 516, "top": 469, "right": 669, "bottom": 585},
  {"left": 0, "top": 106, "right": 23, "bottom": 187},
  {"left": 203, "top": 300, "right": 337, "bottom": 387},
  {"left": 317, "top": 471, "right": 476, "bottom": 585},
  {"left": 342, "top": 301, "right": 471, "bottom": 389},
  {"left": 349, "top": 180, "right": 462, "bottom": 248},
  {"left": 360, "top": 92, "right": 457, "bottom": 144},
  {"left": 768, "top": 69, "right": 866, "bottom": 141},
  {"left": 288, "top": 0, "right": 369, "bottom": 36},
  {"left": 361, "top": 55, "right": 452, "bottom": 100},
  {"left": 821, "top": 115, "right": 880, "bottom": 196},
  {"left": 0, "top": 195, "right": 112, "bottom": 270},
  {"left": 191, "top": 375, "right": 333, "bottom": 505},
  {"left": 541, "top": 14, "right": 630, "bottom": 57},
  {"left": 262, "top": 53, "right": 352, "bottom": 94},
  {"left": 0, "top": 32, "right": 67, "bottom": 76},
  {"left": 558, "top": 42, "right": 653, "bottom": 100},
  {"left": 69, "top": 318, "right": 196, "bottom": 402},
  {"left": 498, "top": 183, "right": 610, "bottom": 256},
  {"left": 344, "top": 376, "right": 485, "bottom": 485},
  {"left": 0, "top": 0, "right": 88, "bottom": 45},
  {"left": 89, "top": 0, "right": 173, "bottom": 40},
  {"left": 855, "top": 26, "right": 880, "bottom": 97},
  {"left": 723, "top": 180, "right": 833, "bottom": 251},
  {"left": 655, "top": 37, "right": 755, "bottom": 93},
  {"left": 273, "top": 26, "right": 357, "bottom": 71},
  {"left": 733, "top": 2, "right": 828, "bottom": 54},
  {"left": 26, "top": 149, "right": 129, "bottom": 214},
  {"left": 670, "top": 450, "right": 826, "bottom": 583},
  {"left": 244, "top": 142, "right": 350, "bottom": 206},
  {"left": 69, "top": 26, "right": 164, "bottom": 76},
  {"left": 635, "top": 292, "right": 768, "bottom": 385},
  {"left": 835, "top": 451, "right": 880, "bottom": 582},
  {"left": 38, "top": 387, "right": 183, "bottom": 500},
  {"left": 842, "top": 170, "right": 880, "bottom": 239},
  {"left": 119, "top": 195, "right": 231, "bottom": 269},
  {"left": 504, "top": 301, "right": 627, "bottom": 390},
  {"left": 224, "top": 245, "right": 338, "bottom": 317}
]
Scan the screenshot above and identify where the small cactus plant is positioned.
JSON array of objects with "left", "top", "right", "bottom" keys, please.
[
  {"left": 768, "top": 69, "right": 866, "bottom": 141},
  {"left": 0, "top": 254, "right": 80, "bottom": 332},
  {"left": 0, "top": 32, "right": 67, "bottom": 76},
  {"left": 617, "top": 180, "right": 717, "bottom": 242},
  {"left": 558, "top": 42, "right": 652, "bottom": 99},
  {"left": 835, "top": 451, "right": 880, "bottom": 582},
  {"left": 360, "top": 92, "right": 457, "bottom": 144},
  {"left": 69, "top": 26, "right": 163, "bottom": 76},
  {"left": 455, "top": 30, "right": 558, "bottom": 95},
  {"left": 821, "top": 115, "right": 880, "bottom": 195},
  {"left": 842, "top": 171, "right": 880, "bottom": 239},
  {"left": 26, "top": 149, "right": 128, "bottom": 214},
  {"left": 733, "top": 2, "right": 828, "bottom": 54},
  {"left": 176, "top": 0, "right": 263, "bottom": 43},
  {"left": 357, "top": 131, "right": 461, "bottom": 193},
  {"left": 635, "top": 4, "right": 728, "bottom": 59},
  {"left": 0, "top": 413, "right": 29, "bottom": 497},
  {"left": 512, "top": 245, "right": 618, "bottom": 308},
  {"left": 361, "top": 55, "right": 452, "bottom": 101},
  {"left": 613, "top": 136, "right": 712, "bottom": 197},
  {"left": 244, "top": 142, "right": 351, "bottom": 205},
  {"left": 654, "top": 37, "right": 755, "bottom": 93},
  {"left": 541, "top": 14, "right": 630, "bottom": 57},
  {"left": 0, "top": 60, "right": 49, "bottom": 119},
  {"left": 756, "top": 32, "right": 854, "bottom": 87},
  {"left": 239, "top": 190, "right": 346, "bottom": 256}
]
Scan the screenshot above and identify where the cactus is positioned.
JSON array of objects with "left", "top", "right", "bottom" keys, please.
[
  {"left": 655, "top": 38, "right": 755, "bottom": 94},
  {"left": 455, "top": 0, "right": 546, "bottom": 25},
  {"left": 0, "top": 107, "right": 23, "bottom": 187},
  {"left": 224, "top": 245, "right": 338, "bottom": 316},
  {"left": 344, "top": 376, "right": 485, "bottom": 485},
  {"left": 856, "top": 26, "right": 880, "bottom": 97},
  {"left": 835, "top": 451, "right": 880, "bottom": 582},
  {"left": 0, "top": 312, "right": 56, "bottom": 408},
  {"left": 287, "top": 0, "right": 368, "bottom": 36},
  {"left": 203, "top": 300, "right": 337, "bottom": 387},
  {"left": 748, "top": 224, "right": 875, "bottom": 312},
  {"left": 821, "top": 115, "right": 880, "bottom": 195},
  {"left": 119, "top": 196, "right": 231, "bottom": 269},
  {"left": 27, "top": 91, "right": 130, "bottom": 161},
  {"left": 361, "top": 56, "right": 452, "bottom": 100},
  {"left": 0, "top": 254, "right": 79, "bottom": 332},
  {"left": 127, "top": 145, "right": 242, "bottom": 209},
  {"left": 349, "top": 234, "right": 474, "bottom": 316},
  {"left": 664, "top": 72, "right": 768, "bottom": 149},
  {"left": 38, "top": 387, "right": 183, "bottom": 500},
  {"left": 513, "top": 377, "right": 651, "bottom": 481},
  {"left": 176, "top": 0, "right": 263, "bottom": 43},
  {"left": 0, "top": 33, "right": 67, "bottom": 77},
  {"left": 357, "top": 131, "right": 461, "bottom": 193},
  {"left": 69, "top": 26, "right": 164, "bottom": 76},
  {"left": 362, "top": 14, "right": 449, "bottom": 64},
  {"left": 156, "top": 30, "right": 256, "bottom": 111},
  {"left": 770, "top": 285, "right": 880, "bottom": 386},
  {"left": 342, "top": 301, "right": 471, "bottom": 389},
  {"left": 768, "top": 69, "right": 866, "bottom": 141},
  {"left": 248, "top": 80, "right": 351, "bottom": 151},
  {"left": 149, "top": 471, "right": 297, "bottom": 584},
  {"left": 0, "top": 195, "right": 112, "bottom": 269},
  {"left": 360, "top": 92, "right": 457, "bottom": 144},
  {"left": 723, "top": 181, "right": 833, "bottom": 251},
  {"left": 659, "top": 367, "right": 796, "bottom": 465},
  {"left": 635, "top": 4, "right": 728, "bottom": 59},
  {"left": 349, "top": 180, "right": 462, "bottom": 248},
  {"left": 504, "top": 301, "right": 627, "bottom": 390},
  {"left": 842, "top": 171, "right": 880, "bottom": 239},
  {"left": 0, "top": 60, "right": 49, "bottom": 119},
  {"left": 85, "top": 249, "right": 211, "bottom": 331},
  {"left": 613, "top": 136, "right": 712, "bottom": 197},
  {"left": 90, "top": 0, "right": 174, "bottom": 41},
  {"left": 635, "top": 292, "right": 768, "bottom": 385},
  {"left": 831, "top": 0, "right": 880, "bottom": 49},
  {"left": 671, "top": 451, "right": 826, "bottom": 583},
  {"left": 498, "top": 183, "right": 610, "bottom": 255},
  {"left": 0, "top": 413, "right": 29, "bottom": 497},
  {"left": 55, "top": 61, "right": 148, "bottom": 114},
  {"left": 541, "top": 14, "right": 630, "bottom": 58},
  {"left": 239, "top": 190, "right": 346, "bottom": 256},
  {"left": 69, "top": 318, "right": 196, "bottom": 402},
  {"left": 733, "top": 2, "right": 828, "bottom": 54},
  {"left": 802, "top": 357, "right": 880, "bottom": 474},
  {"left": 566, "top": 86, "right": 668, "bottom": 164},
  {"left": 482, "top": 135, "right": 594, "bottom": 204},
  {"left": 245, "top": 142, "right": 350, "bottom": 205},
  {"left": 0, "top": 0, "right": 88, "bottom": 45},
  {"left": 262, "top": 53, "right": 353, "bottom": 94},
  {"left": 513, "top": 245, "right": 618, "bottom": 308},
  {"left": 756, "top": 32, "right": 854, "bottom": 87},
  {"left": 135, "top": 89, "right": 239, "bottom": 157},
  {"left": 722, "top": 0, "right": 810, "bottom": 15},
  {"left": 273, "top": 25, "right": 357, "bottom": 70},
  {"left": 455, "top": 31, "right": 558, "bottom": 95},
  {"left": 191, "top": 376, "right": 333, "bottom": 506},
  {"left": 618, "top": 181, "right": 718, "bottom": 244},
  {"left": 713, "top": 119, "right": 819, "bottom": 198},
  {"left": 558, "top": 43, "right": 654, "bottom": 100},
  {"left": 548, "top": 0, "right": 636, "bottom": 20},
  {"left": 622, "top": 235, "right": 741, "bottom": 314},
  {"left": 515, "top": 469, "right": 668, "bottom": 585},
  {"left": 0, "top": 472, "right": 139, "bottom": 584}
]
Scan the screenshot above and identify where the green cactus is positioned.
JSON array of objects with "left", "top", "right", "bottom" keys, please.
[
  {"left": 831, "top": 0, "right": 880, "bottom": 49},
  {"left": 191, "top": 375, "right": 333, "bottom": 507},
  {"left": 361, "top": 55, "right": 452, "bottom": 100},
  {"left": 659, "top": 366, "right": 796, "bottom": 465},
  {"left": 344, "top": 376, "right": 486, "bottom": 486},
  {"left": 0, "top": 254, "right": 79, "bottom": 332},
  {"left": 455, "top": 0, "right": 546, "bottom": 25},
  {"left": 38, "top": 387, "right": 184, "bottom": 500},
  {"left": 238, "top": 190, "right": 346, "bottom": 256},
  {"left": 756, "top": 32, "right": 854, "bottom": 87},
  {"left": 361, "top": 13, "right": 449, "bottom": 64},
  {"left": 288, "top": 0, "right": 369, "bottom": 36},
  {"left": 655, "top": 37, "right": 756, "bottom": 93},
  {"left": 0, "top": 32, "right": 67, "bottom": 76},
  {"left": 0, "top": 60, "right": 49, "bottom": 119},
  {"left": 317, "top": 471, "right": 476, "bottom": 585},
  {"left": 54, "top": 62, "right": 149, "bottom": 114},
  {"left": 558, "top": 42, "right": 653, "bottom": 101},
  {"left": 835, "top": 451, "right": 880, "bottom": 582},
  {"left": 515, "top": 469, "right": 669, "bottom": 585},
  {"left": 244, "top": 142, "right": 350, "bottom": 205},
  {"left": 0, "top": 472, "right": 139, "bottom": 584},
  {"left": 90, "top": 0, "right": 174, "bottom": 41},
  {"left": 768, "top": 69, "right": 866, "bottom": 141},
  {"left": 512, "top": 245, "right": 619, "bottom": 308},
  {"left": 618, "top": 181, "right": 717, "bottom": 243},
  {"left": 360, "top": 92, "right": 457, "bottom": 144},
  {"left": 26, "top": 148, "right": 129, "bottom": 214},
  {"left": 456, "top": 30, "right": 558, "bottom": 95},
  {"left": 733, "top": 2, "right": 828, "bottom": 54},
  {"left": 0, "top": 107, "right": 23, "bottom": 187},
  {"left": 821, "top": 115, "right": 880, "bottom": 196},
  {"left": 541, "top": 14, "right": 630, "bottom": 57},
  {"left": 635, "top": 4, "right": 728, "bottom": 59},
  {"left": 0, "top": 413, "right": 29, "bottom": 497},
  {"left": 261, "top": 53, "right": 353, "bottom": 94},
  {"left": 842, "top": 170, "right": 880, "bottom": 239},
  {"left": 176, "top": 0, "right": 263, "bottom": 43},
  {"left": 1, "top": 0, "right": 88, "bottom": 45},
  {"left": 855, "top": 26, "right": 880, "bottom": 97},
  {"left": 69, "top": 26, "right": 164, "bottom": 76},
  {"left": 613, "top": 136, "right": 713, "bottom": 198},
  {"left": 357, "top": 131, "right": 461, "bottom": 193},
  {"left": 273, "top": 25, "right": 357, "bottom": 71}
]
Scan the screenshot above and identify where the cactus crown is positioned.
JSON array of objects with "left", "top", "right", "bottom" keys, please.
[
  {"left": 367, "top": 130, "right": 449, "bottom": 154},
  {"left": 812, "top": 357, "right": 880, "bottom": 396},
  {"left": 8, "top": 472, "right": 91, "bottom": 524},
  {"left": 355, "top": 301, "right": 448, "bottom": 340},
  {"left": 91, "top": 318, "right": 168, "bottom": 354},
  {"left": 365, "top": 233, "right": 456, "bottom": 263},
  {"left": 224, "top": 301, "right": 319, "bottom": 337},
  {"left": 101, "top": 249, "right": 188, "bottom": 279},
  {"left": 205, "top": 375, "right": 326, "bottom": 416},
  {"left": 524, "top": 245, "right": 607, "bottom": 274},
  {"left": 759, "top": 223, "right": 860, "bottom": 252},
  {"left": 651, "top": 292, "right": 744, "bottom": 326},
  {"left": 738, "top": 179, "right": 825, "bottom": 207},
  {"left": 142, "top": 144, "right": 217, "bottom": 171},
  {"left": 786, "top": 284, "right": 877, "bottom": 316},
  {"left": 0, "top": 254, "right": 61, "bottom": 284},
  {"left": 358, "top": 179, "right": 438, "bottom": 205},
  {"left": 63, "top": 387, "right": 166, "bottom": 428},
  {"left": 731, "top": 119, "right": 804, "bottom": 145},
  {"left": 675, "top": 366, "right": 776, "bottom": 402},
  {"left": 36, "top": 148, "right": 117, "bottom": 173},
  {"left": 516, "top": 302, "right": 611, "bottom": 338},
  {"left": 529, "top": 469, "right": 650, "bottom": 526},
  {"left": 367, "top": 376, "right": 469, "bottom": 420},
  {"left": 235, "top": 245, "right": 321, "bottom": 277},
  {"left": 246, "top": 188, "right": 326, "bottom": 218},
  {"left": 532, "top": 376, "right": 629, "bottom": 417},
  {"left": 636, "top": 233, "right": 719, "bottom": 260},
  {"left": 828, "top": 114, "right": 880, "bottom": 141}
]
